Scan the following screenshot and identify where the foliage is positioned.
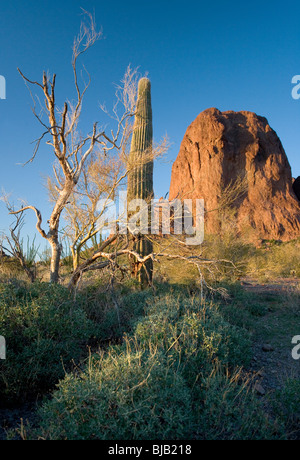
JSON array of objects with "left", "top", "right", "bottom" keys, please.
[
  {"left": 35, "top": 343, "right": 193, "bottom": 440},
  {"left": 79, "top": 284, "right": 152, "bottom": 342},
  {"left": 2, "top": 275, "right": 298, "bottom": 440},
  {"left": 194, "top": 365, "right": 276, "bottom": 440},
  {"left": 31, "top": 286, "right": 276, "bottom": 440},
  {"left": 271, "top": 379, "right": 300, "bottom": 438},
  {"left": 0, "top": 281, "right": 95, "bottom": 402},
  {"left": 133, "top": 293, "right": 252, "bottom": 383},
  {"left": 245, "top": 239, "right": 300, "bottom": 280},
  {"left": 0, "top": 257, "right": 26, "bottom": 281},
  {"left": 155, "top": 236, "right": 300, "bottom": 286}
]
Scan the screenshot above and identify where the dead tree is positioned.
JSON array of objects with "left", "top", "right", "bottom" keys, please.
[
  {"left": 11, "top": 12, "right": 136, "bottom": 283},
  {"left": 45, "top": 65, "right": 139, "bottom": 272}
]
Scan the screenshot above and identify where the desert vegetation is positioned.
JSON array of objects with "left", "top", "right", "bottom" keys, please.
[
  {"left": 0, "top": 10, "right": 299, "bottom": 442},
  {"left": 0, "top": 235, "right": 299, "bottom": 440}
]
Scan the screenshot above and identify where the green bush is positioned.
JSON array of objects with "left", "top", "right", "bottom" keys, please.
[
  {"left": 0, "top": 281, "right": 95, "bottom": 402},
  {"left": 34, "top": 341, "right": 193, "bottom": 440},
  {"left": 246, "top": 239, "right": 300, "bottom": 279},
  {"left": 133, "top": 294, "right": 252, "bottom": 385},
  {"left": 80, "top": 286, "right": 153, "bottom": 342},
  {"left": 27, "top": 287, "right": 279, "bottom": 441},
  {"left": 271, "top": 379, "right": 300, "bottom": 438},
  {"left": 194, "top": 365, "right": 276, "bottom": 440}
]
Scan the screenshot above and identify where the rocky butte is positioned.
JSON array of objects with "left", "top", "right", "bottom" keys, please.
[{"left": 169, "top": 108, "right": 300, "bottom": 241}]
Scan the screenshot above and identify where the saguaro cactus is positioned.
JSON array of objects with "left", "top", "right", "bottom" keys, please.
[{"left": 127, "top": 77, "right": 154, "bottom": 287}]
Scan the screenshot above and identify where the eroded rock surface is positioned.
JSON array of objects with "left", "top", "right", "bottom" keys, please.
[{"left": 169, "top": 108, "right": 300, "bottom": 240}]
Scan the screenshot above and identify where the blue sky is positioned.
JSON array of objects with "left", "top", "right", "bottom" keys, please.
[{"left": 0, "top": 0, "right": 299, "bottom": 249}]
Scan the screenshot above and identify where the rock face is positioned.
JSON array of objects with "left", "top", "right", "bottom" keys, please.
[
  {"left": 169, "top": 108, "right": 300, "bottom": 241},
  {"left": 293, "top": 177, "right": 300, "bottom": 202}
]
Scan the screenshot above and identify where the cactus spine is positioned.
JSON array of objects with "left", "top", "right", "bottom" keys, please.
[{"left": 127, "top": 77, "right": 153, "bottom": 287}]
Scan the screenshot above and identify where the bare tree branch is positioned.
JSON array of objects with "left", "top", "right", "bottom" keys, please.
[{"left": 9, "top": 205, "right": 47, "bottom": 239}]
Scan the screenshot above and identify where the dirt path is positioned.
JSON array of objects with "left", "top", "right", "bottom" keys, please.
[
  {"left": 241, "top": 277, "right": 299, "bottom": 294},
  {"left": 241, "top": 278, "right": 300, "bottom": 392}
]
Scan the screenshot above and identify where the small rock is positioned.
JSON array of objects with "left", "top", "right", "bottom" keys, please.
[
  {"left": 255, "top": 383, "right": 266, "bottom": 396},
  {"left": 262, "top": 344, "right": 274, "bottom": 352},
  {"left": 241, "top": 281, "right": 253, "bottom": 286}
]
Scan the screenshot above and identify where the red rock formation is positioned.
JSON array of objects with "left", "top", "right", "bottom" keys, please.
[
  {"left": 293, "top": 177, "right": 300, "bottom": 202},
  {"left": 169, "top": 108, "right": 300, "bottom": 241}
]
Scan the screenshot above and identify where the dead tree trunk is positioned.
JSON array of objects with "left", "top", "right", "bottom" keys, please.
[{"left": 49, "top": 237, "right": 62, "bottom": 283}]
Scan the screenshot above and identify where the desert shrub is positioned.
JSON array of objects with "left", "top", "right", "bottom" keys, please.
[
  {"left": 271, "top": 379, "right": 300, "bottom": 438},
  {"left": 198, "top": 233, "right": 255, "bottom": 282},
  {"left": 0, "top": 281, "right": 96, "bottom": 402},
  {"left": 194, "top": 364, "right": 276, "bottom": 440},
  {"left": 34, "top": 341, "right": 193, "bottom": 440},
  {"left": 156, "top": 234, "right": 300, "bottom": 286},
  {"left": 33, "top": 292, "right": 272, "bottom": 441},
  {"left": 29, "top": 287, "right": 281, "bottom": 441},
  {"left": 245, "top": 239, "right": 300, "bottom": 280},
  {"left": 0, "top": 257, "right": 27, "bottom": 282},
  {"left": 80, "top": 286, "right": 153, "bottom": 342},
  {"left": 133, "top": 294, "right": 252, "bottom": 385}
]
